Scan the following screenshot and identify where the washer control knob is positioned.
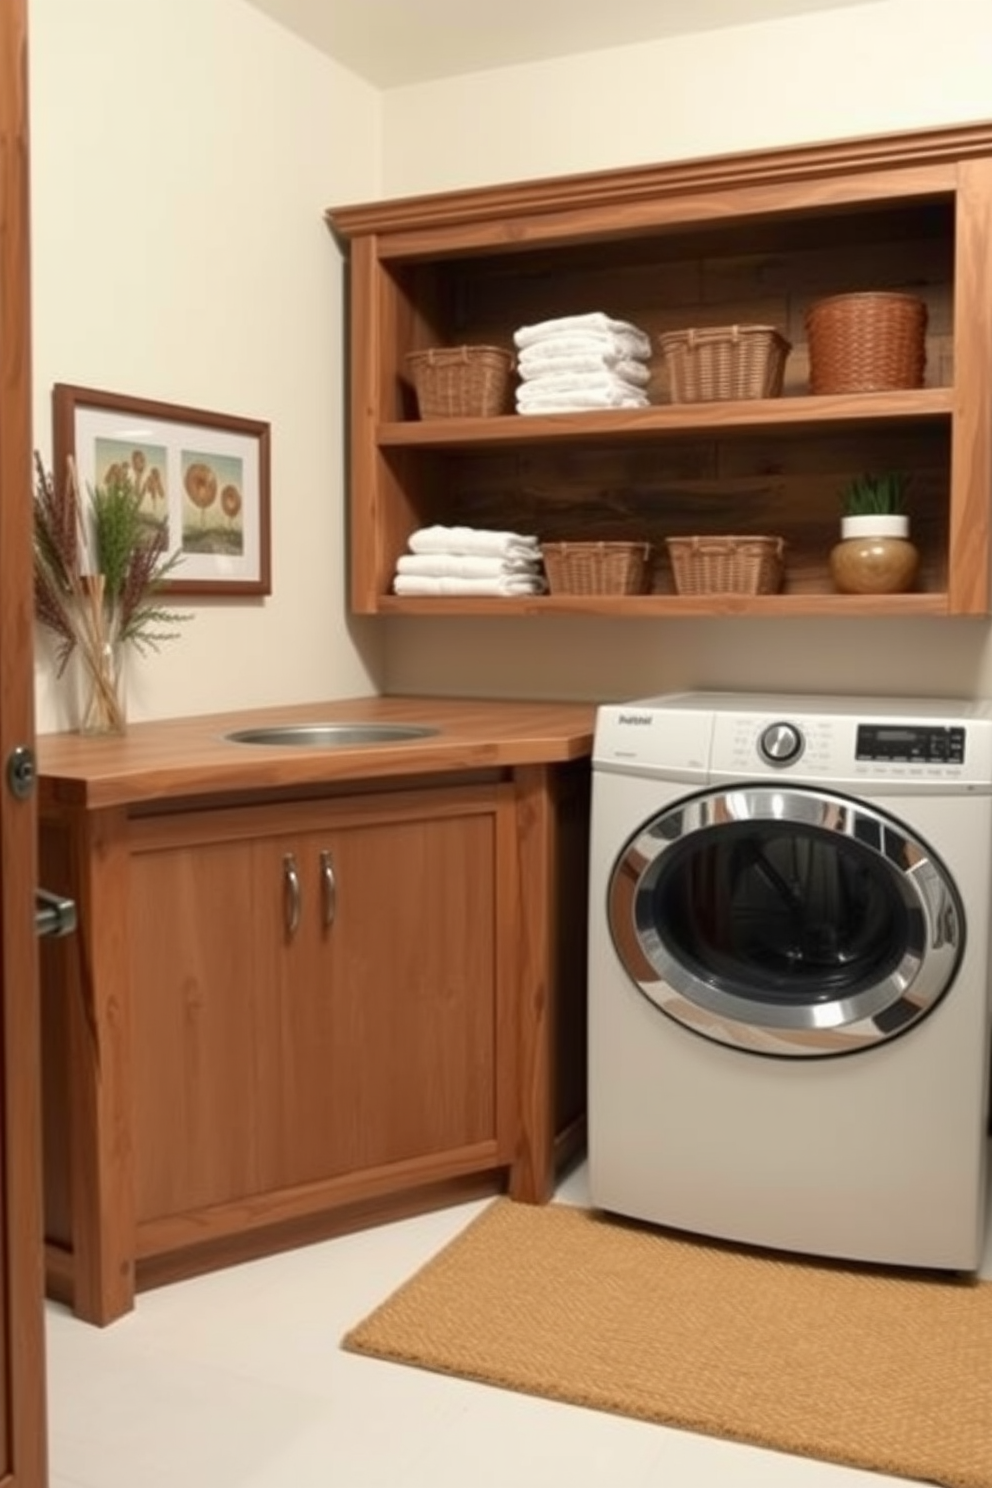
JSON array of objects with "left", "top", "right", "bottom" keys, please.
[{"left": 759, "top": 720, "right": 804, "bottom": 766}]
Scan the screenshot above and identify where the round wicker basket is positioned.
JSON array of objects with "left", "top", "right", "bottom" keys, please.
[{"left": 805, "top": 292, "right": 927, "bottom": 394}]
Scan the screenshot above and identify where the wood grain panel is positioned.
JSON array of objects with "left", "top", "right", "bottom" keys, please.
[
  {"left": 345, "top": 164, "right": 958, "bottom": 262},
  {"left": 130, "top": 837, "right": 264, "bottom": 1219},
  {"left": 43, "top": 807, "right": 137, "bottom": 1325},
  {"left": 507, "top": 765, "right": 555, "bottom": 1203},
  {"left": 441, "top": 425, "right": 950, "bottom": 596},
  {"left": 0, "top": 0, "right": 48, "bottom": 1464},
  {"left": 451, "top": 208, "right": 953, "bottom": 390},
  {"left": 255, "top": 794, "right": 505, "bottom": 1188},
  {"left": 36, "top": 697, "right": 596, "bottom": 811},
  {"left": 948, "top": 157, "right": 992, "bottom": 614},
  {"left": 330, "top": 126, "right": 984, "bottom": 241},
  {"left": 135, "top": 1158, "right": 503, "bottom": 1270}
]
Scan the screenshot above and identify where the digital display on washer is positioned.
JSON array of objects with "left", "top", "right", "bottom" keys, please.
[{"left": 855, "top": 723, "right": 965, "bottom": 763}]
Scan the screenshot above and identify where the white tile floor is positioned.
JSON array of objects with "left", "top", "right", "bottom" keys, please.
[{"left": 45, "top": 1156, "right": 992, "bottom": 1488}]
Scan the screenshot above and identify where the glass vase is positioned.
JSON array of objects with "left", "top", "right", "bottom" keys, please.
[{"left": 78, "top": 637, "right": 127, "bottom": 736}]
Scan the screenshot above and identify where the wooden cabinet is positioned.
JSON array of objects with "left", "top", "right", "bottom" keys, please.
[
  {"left": 38, "top": 731, "right": 591, "bottom": 1325},
  {"left": 326, "top": 122, "right": 992, "bottom": 617}
]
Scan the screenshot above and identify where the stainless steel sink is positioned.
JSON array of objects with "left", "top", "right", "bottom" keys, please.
[{"left": 223, "top": 722, "right": 440, "bottom": 748}]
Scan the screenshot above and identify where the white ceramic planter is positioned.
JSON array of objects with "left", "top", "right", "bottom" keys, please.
[{"left": 840, "top": 513, "right": 910, "bottom": 540}]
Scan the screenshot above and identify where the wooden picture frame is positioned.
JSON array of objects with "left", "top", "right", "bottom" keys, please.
[{"left": 52, "top": 383, "right": 272, "bottom": 596}]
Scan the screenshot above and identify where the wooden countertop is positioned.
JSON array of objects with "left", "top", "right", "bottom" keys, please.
[{"left": 37, "top": 695, "right": 597, "bottom": 810}]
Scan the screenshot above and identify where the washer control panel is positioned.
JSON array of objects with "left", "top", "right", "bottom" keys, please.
[
  {"left": 593, "top": 694, "right": 992, "bottom": 789},
  {"left": 715, "top": 708, "right": 984, "bottom": 785}
]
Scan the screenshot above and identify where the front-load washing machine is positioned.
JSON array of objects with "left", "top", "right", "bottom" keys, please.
[{"left": 588, "top": 692, "right": 992, "bottom": 1270}]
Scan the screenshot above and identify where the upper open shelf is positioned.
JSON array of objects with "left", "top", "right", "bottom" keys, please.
[{"left": 377, "top": 389, "right": 954, "bottom": 449}]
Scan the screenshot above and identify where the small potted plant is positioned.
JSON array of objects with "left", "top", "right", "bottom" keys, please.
[{"left": 829, "top": 471, "right": 919, "bottom": 594}]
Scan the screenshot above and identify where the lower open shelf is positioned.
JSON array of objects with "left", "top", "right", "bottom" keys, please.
[{"left": 375, "top": 591, "right": 953, "bottom": 617}]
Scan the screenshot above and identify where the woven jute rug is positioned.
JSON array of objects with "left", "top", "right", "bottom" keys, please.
[{"left": 343, "top": 1198, "right": 992, "bottom": 1488}]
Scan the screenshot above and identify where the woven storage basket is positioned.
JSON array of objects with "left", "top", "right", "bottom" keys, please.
[
  {"left": 405, "top": 345, "right": 514, "bottom": 418},
  {"left": 657, "top": 325, "right": 791, "bottom": 403},
  {"left": 667, "top": 535, "right": 785, "bottom": 595},
  {"left": 805, "top": 292, "right": 927, "bottom": 394},
  {"left": 541, "top": 541, "right": 652, "bottom": 596}
]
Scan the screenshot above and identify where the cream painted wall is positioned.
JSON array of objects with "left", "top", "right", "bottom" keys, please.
[
  {"left": 27, "top": 0, "right": 992, "bottom": 724},
  {"left": 381, "top": 0, "right": 992, "bottom": 195},
  {"left": 29, "top": 0, "right": 384, "bottom": 730},
  {"left": 378, "top": 0, "right": 992, "bottom": 704}
]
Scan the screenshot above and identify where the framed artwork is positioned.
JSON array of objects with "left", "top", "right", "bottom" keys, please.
[{"left": 52, "top": 383, "right": 272, "bottom": 596}]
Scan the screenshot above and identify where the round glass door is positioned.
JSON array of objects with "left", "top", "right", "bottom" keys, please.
[{"left": 607, "top": 785, "right": 964, "bottom": 1057}]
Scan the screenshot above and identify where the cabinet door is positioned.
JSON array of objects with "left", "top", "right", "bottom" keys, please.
[
  {"left": 256, "top": 785, "right": 513, "bottom": 1189},
  {"left": 130, "top": 827, "right": 267, "bottom": 1222}
]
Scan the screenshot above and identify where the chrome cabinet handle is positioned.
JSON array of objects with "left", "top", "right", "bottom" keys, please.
[
  {"left": 319, "top": 850, "right": 336, "bottom": 929},
  {"left": 283, "top": 852, "right": 301, "bottom": 938}
]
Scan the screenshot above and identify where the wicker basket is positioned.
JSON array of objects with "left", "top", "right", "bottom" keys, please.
[
  {"left": 405, "top": 345, "right": 513, "bottom": 419},
  {"left": 805, "top": 292, "right": 927, "bottom": 394},
  {"left": 667, "top": 535, "right": 785, "bottom": 595},
  {"left": 541, "top": 541, "right": 652, "bottom": 596},
  {"left": 657, "top": 325, "right": 791, "bottom": 403}
]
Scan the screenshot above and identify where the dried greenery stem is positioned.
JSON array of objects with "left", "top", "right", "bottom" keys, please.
[
  {"left": 33, "top": 453, "right": 189, "bottom": 728},
  {"left": 842, "top": 471, "right": 908, "bottom": 516}
]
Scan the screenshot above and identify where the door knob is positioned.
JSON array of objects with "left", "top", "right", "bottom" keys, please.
[{"left": 6, "top": 744, "right": 35, "bottom": 800}]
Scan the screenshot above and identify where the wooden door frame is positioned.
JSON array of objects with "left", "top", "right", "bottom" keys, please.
[{"left": 0, "top": 0, "right": 49, "bottom": 1482}]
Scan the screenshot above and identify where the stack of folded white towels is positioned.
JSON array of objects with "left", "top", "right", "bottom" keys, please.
[
  {"left": 393, "top": 525, "right": 548, "bottom": 596},
  {"left": 513, "top": 311, "right": 653, "bottom": 414}
]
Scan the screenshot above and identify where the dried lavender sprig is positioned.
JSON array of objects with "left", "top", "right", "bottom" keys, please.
[
  {"left": 33, "top": 450, "right": 79, "bottom": 586},
  {"left": 33, "top": 455, "right": 89, "bottom": 671},
  {"left": 32, "top": 454, "right": 191, "bottom": 672},
  {"left": 118, "top": 521, "right": 188, "bottom": 646}
]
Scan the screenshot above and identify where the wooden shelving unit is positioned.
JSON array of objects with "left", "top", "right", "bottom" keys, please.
[{"left": 327, "top": 123, "right": 992, "bottom": 618}]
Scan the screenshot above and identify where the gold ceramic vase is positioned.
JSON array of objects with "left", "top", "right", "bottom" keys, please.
[{"left": 829, "top": 514, "right": 919, "bottom": 595}]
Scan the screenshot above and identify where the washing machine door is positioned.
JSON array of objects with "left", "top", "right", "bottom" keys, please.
[{"left": 608, "top": 785, "right": 964, "bottom": 1056}]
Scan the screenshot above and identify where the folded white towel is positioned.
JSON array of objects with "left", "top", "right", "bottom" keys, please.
[
  {"left": 518, "top": 351, "right": 651, "bottom": 386},
  {"left": 396, "top": 553, "right": 542, "bottom": 578},
  {"left": 516, "top": 387, "right": 650, "bottom": 413},
  {"left": 517, "top": 332, "right": 653, "bottom": 367},
  {"left": 518, "top": 334, "right": 646, "bottom": 362},
  {"left": 515, "top": 314, "right": 651, "bottom": 360},
  {"left": 517, "top": 371, "right": 651, "bottom": 401},
  {"left": 408, "top": 525, "right": 541, "bottom": 558},
  {"left": 393, "top": 574, "right": 548, "bottom": 596}
]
